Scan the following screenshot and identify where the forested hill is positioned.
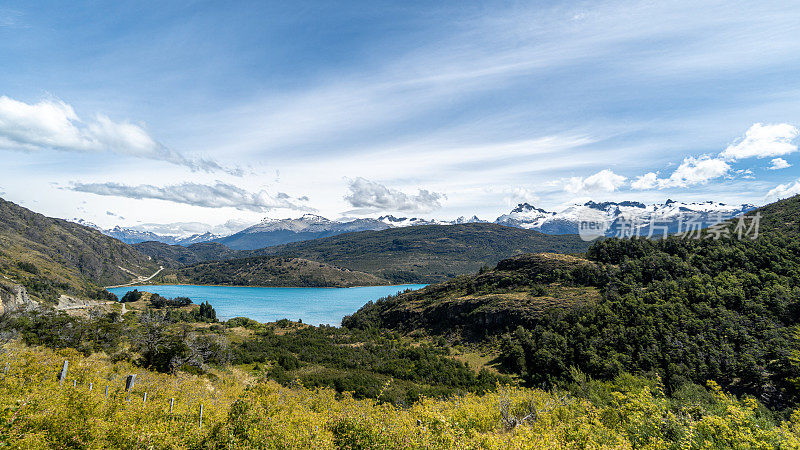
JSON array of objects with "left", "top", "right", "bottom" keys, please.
[
  {"left": 159, "top": 256, "right": 389, "bottom": 287},
  {"left": 132, "top": 241, "right": 241, "bottom": 268},
  {"left": 738, "top": 193, "right": 800, "bottom": 238},
  {"left": 0, "top": 197, "right": 158, "bottom": 302},
  {"left": 250, "top": 223, "right": 591, "bottom": 283},
  {"left": 345, "top": 195, "right": 800, "bottom": 408}
]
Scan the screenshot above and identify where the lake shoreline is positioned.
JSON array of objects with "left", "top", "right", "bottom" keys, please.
[
  {"left": 107, "top": 284, "right": 428, "bottom": 326},
  {"left": 108, "top": 282, "right": 424, "bottom": 290}
]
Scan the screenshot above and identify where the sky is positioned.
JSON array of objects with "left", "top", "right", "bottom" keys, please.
[{"left": 1, "top": 0, "right": 800, "bottom": 234}]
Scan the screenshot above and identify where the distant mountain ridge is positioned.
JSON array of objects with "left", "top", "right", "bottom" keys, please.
[
  {"left": 495, "top": 199, "right": 756, "bottom": 236},
  {"left": 71, "top": 220, "right": 225, "bottom": 246},
  {"left": 84, "top": 199, "right": 757, "bottom": 250}
]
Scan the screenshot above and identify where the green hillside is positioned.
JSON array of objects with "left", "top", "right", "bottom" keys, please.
[
  {"left": 251, "top": 223, "right": 591, "bottom": 283},
  {"left": 132, "top": 241, "right": 240, "bottom": 268},
  {"left": 159, "top": 256, "right": 389, "bottom": 287},
  {"left": 738, "top": 193, "right": 800, "bottom": 238},
  {"left": 345, "top": 196, "right": 800, "bottom": 409},
  {"left": 0, "top": 198, "right": 159, "bottom": 303},
  {"left": 343, "top": 253, "right": 602, "bottom": 338}
]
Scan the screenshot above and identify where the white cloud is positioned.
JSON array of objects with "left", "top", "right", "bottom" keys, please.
[
  {"left": 68, "top": 181, "right": 308, "bottom": 212},
  {"left": 0, "top": 96, "right": 240, "bottom": 174},
  {"left": 563, "top": 169, "right": 626, "bottom": 194},
  {"left": 632, "top": 156, "right": 730, "bottom": 189},
  {"left": 662, "top": 156, "right": 730, "bottom": 187},
  {"left": 768, "top": 158, "right": 792, "bottom": 170},
  {"left": 766, "top": 179, "right": 800, "bottom": 201},
  {"left": 631, "top": 172, "right": 659, "bottom": 190},
  {"left": 720, "top": 123, "right": 799, "bottom": 161},
  {"left": 344, "top": 177, "right": 444, "bottom": 212}
]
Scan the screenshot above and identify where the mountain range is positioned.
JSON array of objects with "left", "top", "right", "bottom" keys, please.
[{"left": 89, "top": 200, "right": 755, "bottom": 250}]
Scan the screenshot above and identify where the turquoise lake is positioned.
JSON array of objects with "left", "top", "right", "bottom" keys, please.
[{"left": 107, "top": 284, "right": 427, "bottom": 326}]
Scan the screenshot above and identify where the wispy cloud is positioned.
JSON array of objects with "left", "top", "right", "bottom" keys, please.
[
  {"left": 0, "top": 96, "right": 241, "bottom": 175},
  {"left": 344, "top": 178, "right": 444, "bottom": 213},
  {"left": 68, "top": 181, "right": 309, "bottom": 212},
  {"left": 0, "top": 9, "right": 23, "bottom": 28}
]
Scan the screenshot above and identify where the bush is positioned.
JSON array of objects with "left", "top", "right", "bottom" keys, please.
[
  {"left": 16, "top": 261, "right": 39, "bottom": 274},
  {"left": 120, "top": 289, "right": 143, "bottom": 303}
]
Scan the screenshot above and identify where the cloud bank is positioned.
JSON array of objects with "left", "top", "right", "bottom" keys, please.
[
  {"left": 0, "top": 96, "right": 240, "bottom": 175},
  {"left": 68, "top": 181, "right": 308, "bottom": 212},
  {"left": 344, "top": 177, "right": 444, "bottom": 212}
]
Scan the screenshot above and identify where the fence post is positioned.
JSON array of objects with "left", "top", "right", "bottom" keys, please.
[
  {"left": 72, "top": 380, "right": 76, "bottom": 387},
  {"left": 170, "top": 398, "right": 174, "bottom": 413},
  {"left": 3, "top": 363, "right": 8, "bottom": 375},
  {"left": 125, "top": 374, "right": 136, "bottom": 391},
  {"left": 199, "top": 404, "right": 203, "bottom": 429},
  {"left": 143, "top": 392, "right": 147, "bottom": 404},
  {"left": 89, "top": 382, "right": 93, "bottom": 391},
  {"left": 105, "top": 385, "right": 109, "bottom": 399},
  {"left": 58, "top": 360, "right": 68, "bottom": 385}
]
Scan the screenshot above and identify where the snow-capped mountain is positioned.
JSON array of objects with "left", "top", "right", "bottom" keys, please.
[
  {"left": 215, "top": 214, "right": 393, "bottom": 250},
  {"left": 69, "top": 221, "right": 225, "bottom": 246},
  {"left": 496, "top": 200, "right": 756, "bottom": 237},
  {"left": 378, "top": 215, "right": 444, "bottom": 227},
  {"left": 74, "top": 199, "right": 758, "bottom": 250},
  {"left": 495, "top": 203, "right": 557, "bottom": 230},
  {"left": 215, "top": 213, "right": 485, "bottom": 250},
  {"left": 174, "top": 232, "right": 224, "bottom": 246}
]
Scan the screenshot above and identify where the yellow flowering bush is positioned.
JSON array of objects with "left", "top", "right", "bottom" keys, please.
[{"left": 0, "top": 346, "right": 799, "bottom": 449}]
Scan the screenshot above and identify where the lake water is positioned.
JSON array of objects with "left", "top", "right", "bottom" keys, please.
[{"left": 107, "top": 284, "right": 427, "bottom": 326}]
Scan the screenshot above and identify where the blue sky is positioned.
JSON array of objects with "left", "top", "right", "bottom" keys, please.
[{"left": 1, "top": 0, "right": 800, "bottom": 231}]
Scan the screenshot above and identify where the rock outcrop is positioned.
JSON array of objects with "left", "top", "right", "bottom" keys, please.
[{"left": 0, "top": 281, "right": 38, "bottom": 314}]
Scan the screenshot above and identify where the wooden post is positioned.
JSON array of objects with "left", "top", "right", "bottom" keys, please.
[
  {"left": 105, "top": 385, "right": 109, "bottom": 399},
  {"left": 143, "top": 392, "right": 147, "bottom": 404},
  {"left": 125, "top": 374, "right": 136, "bottom": 391},
  {"left": 89, "top": 382, "right": 93, "bottom": 391},
  {"left": 199, "top": 404, "right": 203, "bottom": 429},
  {"left": 170, "top": 398, "right": 174, "bottom": 413},
  {"left": 58, "top": 360, "right": 68, "bottom": 385}
]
